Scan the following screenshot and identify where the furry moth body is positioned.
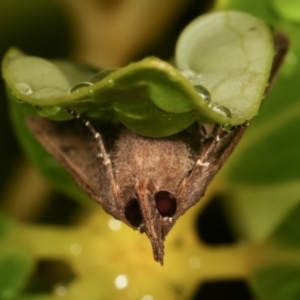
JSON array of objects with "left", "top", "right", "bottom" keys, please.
[{"left": 27, "top": 112, "right": 241, "bottom": 264}]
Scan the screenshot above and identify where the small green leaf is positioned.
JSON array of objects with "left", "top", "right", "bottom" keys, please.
[
  {"left": 2, "top": 48, "right": 70, "bottom": 101},
  {"left": 251, "top": 264, "right": 300, "bottom": 300},
  {"left": 176, "top": 10, "right": 274, "bottom": 125},
  {"left": 0, "top": 253, "right": 33, "bottom": 299}
]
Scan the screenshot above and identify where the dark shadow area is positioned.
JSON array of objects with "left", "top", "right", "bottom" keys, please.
[
  {"left": 31, "top": 192, "right": 89, "bottom": 226},
  {"left": 138, "top": 0, "right": 215, "bottom": 60},
  {"left": 23, "top": 259, "right": 76, "bottom": 294},
  {"left": 195, "top": 195, "right": 236, "bottom": 245},
  {"left": 192, "top": 280, "right": 253, "bottom": 300}
]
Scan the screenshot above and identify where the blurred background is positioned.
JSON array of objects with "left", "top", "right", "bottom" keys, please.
[{"left": 1, "top": 0, "right": 300, "bottom": 299}]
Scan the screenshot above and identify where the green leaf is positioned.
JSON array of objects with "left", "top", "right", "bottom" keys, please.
[
  {"left": 219, "top": 181, "right": 300, "bottom": 242},
  {"left": 176, "top": 10, "right": 274, "bottom": 125},
  {"left": 224, "top": 100, "right": 300, "bottom": 184},
  {"left": 2, "top": 48, "right": 70, "bottom": 101},
  {"left": 0, "top": 253, "right": 33, "bottom": 299},
  {"left": 251, "top": 264, "right": 300, "bottom": 300},
  {"left": 273, "top": 202, "right": 300, "bottom": 248},
  {"left": 2, "top": 11, "right": 274, "bottom": 137}
]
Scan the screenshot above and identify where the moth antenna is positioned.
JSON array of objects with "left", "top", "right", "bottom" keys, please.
[
  {"left": 64, "top": 108, "right": 108, "bottom": 163},
  {"left": 64, "top": 108, "right": 121, "bottom": 206}
]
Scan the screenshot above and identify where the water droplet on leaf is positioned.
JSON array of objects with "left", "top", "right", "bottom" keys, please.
[
  {"left": 221, "top": 123, "right": 232, "bottom": 131},
  {"left": 210, "top": 104, "right": 232, "bottom": 119},
  {"left": 69, "top": 82, "right": 93, "bottom": 94},
  {"left": 15, "top": 82, "right": 33, "bottom": 95},
  {"left": 35, "top": 105, "right": 61, "bottom": 117},
  {"left": 194, "top": 85, "right": 211, "bottom": 104}
]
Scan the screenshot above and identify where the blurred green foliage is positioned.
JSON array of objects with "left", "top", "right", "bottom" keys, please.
[{"left": 218, "top": 0, "right": 300, "bottom": 299}]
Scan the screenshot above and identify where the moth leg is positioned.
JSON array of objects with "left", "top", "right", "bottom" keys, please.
[
  {"left": 177, "top": 127, "right": 229, "bottom": 216},
  {"left": 195, "top": 128, "right": 227, "bottom": 169},
  {"left": 230, "top": 121, "right": 250, "bottom": 131},
  {"left": 65, "top": 108, "right": 121, "bottom": 211}
]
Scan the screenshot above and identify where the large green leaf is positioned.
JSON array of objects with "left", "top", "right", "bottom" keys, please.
[
  {"left": 272, "top": 202, "right": 300, "bottom": 249},
  {"left": 2, "top": 11, "right": 274, "bottom": 137},
  {"left": 251, "top": 264, "right": 300, "bottom": 300}
]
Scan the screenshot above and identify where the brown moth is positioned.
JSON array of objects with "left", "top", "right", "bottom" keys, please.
[{"left": 26, "top": 32, "right": 288, "bottom": 264}]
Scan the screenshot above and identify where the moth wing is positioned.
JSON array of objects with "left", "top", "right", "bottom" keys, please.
[{"left": 26, "top": 117, "right": 121, "bottom": 219}]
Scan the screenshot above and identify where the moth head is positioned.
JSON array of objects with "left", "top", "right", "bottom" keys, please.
[
  {"left": 124, "top": 182, "right": 178, "bottom": 264},
  {"left": 111, "top": 129, "right": 197, "bottom": 265}
]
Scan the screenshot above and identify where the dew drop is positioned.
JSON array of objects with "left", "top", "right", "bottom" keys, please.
[
  {"left": 68, "top": 82, "right": 93, "bottom": 94},
  {"left": 194, "top": 85, "right": 211, "bottom": 104},
  {"left": 15, "top": 82, "right": 33, "bottom": 95},
  {"left": 90, "top": 68, "right": 118, "bottom": 83},
  {"left": 210, "top": 104, "right": 232, "bottom": 119},
  {"left": 35, "top": 105, "right": 61, "bottom": 117},
  {"left": 221, "top": 123, "right": 232, "bottom": 131}
]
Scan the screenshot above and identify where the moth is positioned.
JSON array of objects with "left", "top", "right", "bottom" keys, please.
[{"left": 26, "top": 31, "right": 288, "bottom": 264}]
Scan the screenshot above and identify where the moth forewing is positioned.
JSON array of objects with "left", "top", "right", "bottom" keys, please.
[{"left": 26, "top": 117, "right": 122, "bottom": 220}]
